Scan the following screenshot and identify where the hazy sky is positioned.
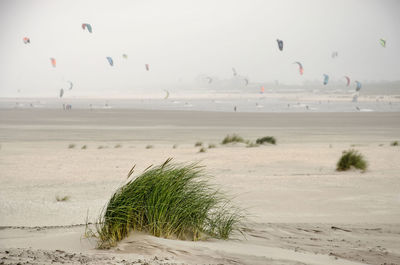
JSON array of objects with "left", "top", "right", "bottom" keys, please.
[{"left": 0, "top": 0, "right": 399, "bottom": 97}]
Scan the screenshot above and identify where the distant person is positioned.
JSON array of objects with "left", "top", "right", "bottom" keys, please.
[{"left": 234, "top": 106, "right": 237, "bottom": 112}]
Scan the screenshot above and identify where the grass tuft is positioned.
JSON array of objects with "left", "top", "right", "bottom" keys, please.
[
  {"left": 336, "top": 149, "right": 367, "bottom": 172},
  {"left": 145, "top": 145, "right": 154, "bottom": 149},
  {"left": 114, "top": 144, "right": 122, "bottom": 148},
  {"left": 198, "top": 147, "right": 207, "bottom": 153},
  {"left": 81, "top": 145, "right": 87, "bottom": 150},
  {"left": 256, "top": 136, "right": 276, "bottom": 145},
  {"left": 94, "top": 159, "right": 243, "bottom": 248},
  {"left": 391, "top": 141, "right": 399, "bottom": 146},
  {"left": 194, "top": 142, "right": 203, "bottom": 147},
  {"left": 208, "top": 144, "right": 216, "bottom": 149},
  {"left": 68, "top": 144, "right": 75, "bottom": 149},
  {"left": 173, "top": 144, "right": 178, "bottom": 149},
  {"left": 221, "top": 134, "right": 245, "bottom": 145},
  {"left": 56, "top": 195, "right": 70, "bottom": 202}
]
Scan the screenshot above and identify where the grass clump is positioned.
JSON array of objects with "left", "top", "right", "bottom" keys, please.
[
  {"left": 208, "top": 144, "right": 216, "bottom": 149},
  {"left": 221, "top": 134, "right": 245, "bottom": 145},
  {"left": 256, "top": 136, "right": 276, "bottom": 145},
  {"left": 56, "top": 195, "right": 70, "bottom": 202},
  {"left": 95, "top": 158, "right": 242, "bottom": 248},
  {"left": 114, "top": 144, "right": 122, "bottom": 148},
  {"left": 198, "top": 147, "right": 207, "bottom": 153},
  {"left": 68, "top": 144, "right": 75, "bottom": 149},
  {"left": 173, "top": 144, "right": 178, "bottom": 149},
  {"left": 145, "top": 145, "right": 154, "bottom": 149},
  {"left": 81, "top": 145, "right": 87, "bottom": 150},
  {"left": 336, "top": 149, "right": 367, "bottom": 172},
  {"left": 194, "top": 142, "right": 203, "bottom": 147},
  {"left": 391, "top": 141, "right": 399, "bottom": 146}
]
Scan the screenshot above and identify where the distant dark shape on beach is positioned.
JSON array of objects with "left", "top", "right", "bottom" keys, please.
[
  {"left": 82, "top": 23, "right": 92, "bottom": 33},
  {"left": 244, "top": 78, "right": 249, "bottom": 86},
  {"left": 59, "top": 88, "right": 64, "bottom": 98},
  {"left": 352, "top": 93, "right": 358, "bottom": 103},
  {"left": 331, "top": 51, "right": 338, "bottom": 58},
  {"left": 106, "top": 57, "right": 113, "bottom": 66},
  {"left": 23, "top": 37, "right": 30, "bottom": 44},
  {"left": 145, "top": 64, "right": 150, "bottom": 71},
  {"left": 276, "top": 39, "right": 283, "bottom": 51}
]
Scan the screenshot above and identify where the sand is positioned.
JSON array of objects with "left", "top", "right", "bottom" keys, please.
[{"left": 0, "top": 109, "right": 399, "bottom": 264}]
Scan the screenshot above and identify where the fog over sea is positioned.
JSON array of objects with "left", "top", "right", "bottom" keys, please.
[{"left": 2, "top": 82, "right": 399, "bottom": 112}]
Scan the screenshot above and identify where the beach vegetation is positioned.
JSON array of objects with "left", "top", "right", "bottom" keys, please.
[
  {"left": 145, "top": 145, "right": 154, "bottom": 149},
  {"left": 94, "top": 158, "right": 243, "bottom": 248},
  {"left": 391, "top": 141, "right": 399, "bottom": 146},
  {"left": 173, "top": 144, "right": 178, "bottom": 149},
  {"left": 81, "top": 145, "right": 87, "bottom": 150},
  {"left": 68, "top": 144, "right": 75, "bottom": 149},
  {"left": 195, "top": 141, "right": 203, "bottom": 147},
  {"left": 221, "top": 134, "right": 245, "bottom": 144},
  {"left": 114, "top": 144, "right": 122, "bottom": 148},
  {"left": 198, "top": 147, "right": 207, "bottom": 153},
  {"left": 56, "top": 195, "right": 70, "bottom": 202},
  {"left": 208, "top": 144, "right": 216, "bottom": 149},
  {"left": 336, "top": 149, "right": 367, "bottom": 172},
  {"left": 256, "top": 136, "right": 276, "bottom": 145}
]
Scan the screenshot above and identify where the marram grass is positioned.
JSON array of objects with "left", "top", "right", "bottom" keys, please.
[
  {"left": 336, "top": 149, "right": 367, "bottom": 171},
  {"left": 95, "top": 158, "right": 242, "bottom": 248},
  {"left": 256, "top": 136, "right": 276, "bottom": 145}
]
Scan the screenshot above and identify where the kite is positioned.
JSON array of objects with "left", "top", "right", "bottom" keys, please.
[
  {"left": 82, "top": 23, "right": 93, "bottom": 33},
  {"left": 122, "top": 54, "right": 128, "bottom": 59},
  {"left": 294, "top": 62, "right": 303, "bottom": 75},
  {"left": 50, "top": 58, "right": 56, "bottom": 68},
  {"left": 379, "top": 38, "right": 386, "bottom": 47},
  {"left": 23, "top": 37, "right": 30, "bottom": 44},
  {"left": 344, "top": 76, "right": 350, "bottom": 86},
  {"left": 106, "top": 57, "right": 113, "bottom": 66},
  {"left": 232, "top": 68, "right": 237, "bottom": 76},
  {"left": 323, "top": 74, "right": 329, "bottom": 85},
  {"left": 163, "top": 89, "right": 170, "bottom": 99},
  {"left": 145, "top": 64, "right": 150, "bottom": 71},
  {"left": 276, "top": 39, "right": 283, "bottom": 51},
  {"left": 67, "top": 81, "right": 73, "bottom": 90},
  {"left": 355, "top": 81, "right": 362, "bottom": 91}
]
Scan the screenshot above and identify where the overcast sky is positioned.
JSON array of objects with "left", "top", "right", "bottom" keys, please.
[{"left": 0, "top": 0, "right": 399, "bottom": 97}]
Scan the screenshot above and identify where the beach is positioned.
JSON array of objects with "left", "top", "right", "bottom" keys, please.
[{"left": 0, "top": 109, "right": 399, "bottom": 264}]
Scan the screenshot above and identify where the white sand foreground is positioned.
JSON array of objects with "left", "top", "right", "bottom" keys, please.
[{"left": 0, "top": 109, "right": 399, "bottom": 265}]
